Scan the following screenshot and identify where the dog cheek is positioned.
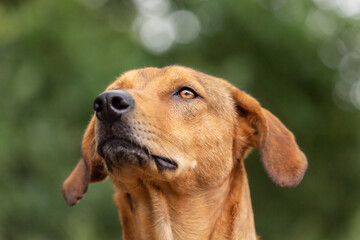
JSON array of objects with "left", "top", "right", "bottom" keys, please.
[{"left": 189, "top": 127, "right": 234, "bottom": 186}]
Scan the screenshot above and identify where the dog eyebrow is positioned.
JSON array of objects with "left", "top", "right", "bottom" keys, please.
[{"left": 170, "top": 79, "right": 205, "bottom": 97}]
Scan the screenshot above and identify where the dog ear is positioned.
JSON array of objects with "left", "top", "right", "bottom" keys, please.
[
  {"left": 62, "top": 116, "right": 107, "bottom": 206},
  {"left": 232, "top": 87, "right": 307, "bottom": 188}
]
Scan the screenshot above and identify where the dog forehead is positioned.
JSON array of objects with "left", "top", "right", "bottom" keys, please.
[
  {"left": 111, "top": 66, "right": 196, "bottom": 88},
  {"left": 112, "top": 66, "right": 229, "bottom": 92},
  {"left": 111, "top": 67, "right": 161, "bottom": 89}
]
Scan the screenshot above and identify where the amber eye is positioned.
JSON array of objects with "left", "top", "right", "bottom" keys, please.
[{"left": 178, "top": 88, "right": 197, "bottom": 99}]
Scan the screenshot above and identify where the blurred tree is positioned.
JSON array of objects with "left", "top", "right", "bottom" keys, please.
[{"left": 0, "top": 0, "right": 359, "bottom": 239}]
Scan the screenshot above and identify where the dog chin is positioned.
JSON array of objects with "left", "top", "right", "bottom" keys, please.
[{"left": 97, "top": 138, "right": 150, "bottom": 171}]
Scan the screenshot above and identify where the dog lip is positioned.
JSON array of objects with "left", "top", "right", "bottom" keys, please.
[
  {"left": 153, "top": 155, "right": 178, "bottom": 171},
  {"left": 97, "top": 137, "right": 149, "bottom": 158},
  {"left": 97, "top": 137, "right": 178, "bottom": 170}
]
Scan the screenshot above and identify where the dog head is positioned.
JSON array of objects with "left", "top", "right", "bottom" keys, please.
[{"left": 62, "top": 66, "right": 307, "bottom": 206}]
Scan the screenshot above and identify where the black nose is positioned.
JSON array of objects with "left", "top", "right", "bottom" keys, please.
[{"left": 93, "top": 90, "right": 134, "bottom": 123}]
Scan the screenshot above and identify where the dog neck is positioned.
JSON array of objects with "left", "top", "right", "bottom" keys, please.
[{"left": 112, "top": 161, "right": 257, "bottom": 240}]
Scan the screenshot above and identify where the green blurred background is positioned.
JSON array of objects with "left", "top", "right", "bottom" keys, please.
[{"left": 1, "top": 0, "right": 360, "bottom": 239}]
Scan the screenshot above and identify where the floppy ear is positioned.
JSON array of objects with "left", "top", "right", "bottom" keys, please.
[
  {"left": 232, "top": 87, "right": 307, "bottom": 188},
  {"left": 62, "top": 116, "right": 107, "bottom": 206}
]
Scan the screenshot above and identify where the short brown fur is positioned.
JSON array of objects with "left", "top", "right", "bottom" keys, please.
[{"left": 62, "top": 66, "right": 307, "bottom": 239}]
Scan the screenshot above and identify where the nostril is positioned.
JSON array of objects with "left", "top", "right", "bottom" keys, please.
[
  {"left": 94, "top": 99, "right": 103, "bottom": 112},
  {"left": 111, "top": 96, "right": 129, "bottom": 111}
]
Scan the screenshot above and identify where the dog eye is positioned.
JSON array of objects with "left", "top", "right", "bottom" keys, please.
[{"left": 178, "top": 88, "right": 198, "bottom": 99}]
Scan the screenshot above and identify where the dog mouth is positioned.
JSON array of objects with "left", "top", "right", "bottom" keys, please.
[{"left": 97, "top": 137, "right": 178, "bottom": 172}]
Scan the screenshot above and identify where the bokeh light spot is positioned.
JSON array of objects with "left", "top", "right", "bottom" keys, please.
[
  {"left": 133, "top": 0, "right": 171, "bottom": 17},
  {"left": 305, "top": 10, "right": 337, "bottom": 39},
  {"left": 339, "top": 53, "right": 360, "bottom": 84},
  {"left": 139, "top": 17, "right": 175, "bottom": 54},
  {"left": 313, "top": 0, "right": 360, "bottom": 18},
  {"left": 169, "top": 10, "right": 201, "bottom": 44}
]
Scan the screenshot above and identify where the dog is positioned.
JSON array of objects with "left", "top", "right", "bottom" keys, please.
[{"left": 62, "top": 65, "right": 307, "bottom": 240}]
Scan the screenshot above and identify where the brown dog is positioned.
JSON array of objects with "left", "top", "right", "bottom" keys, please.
[{"left": 62, "top": 66, "right": 307, "bottom": 240}]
